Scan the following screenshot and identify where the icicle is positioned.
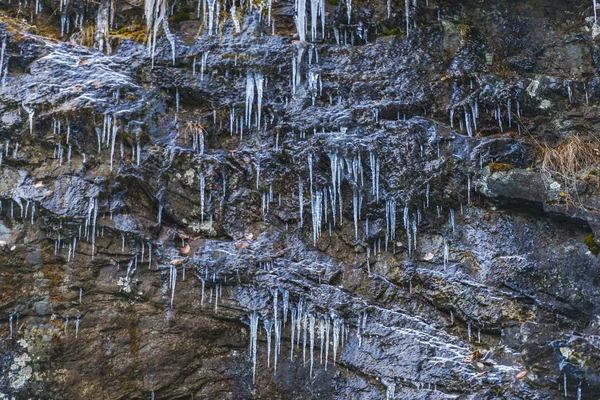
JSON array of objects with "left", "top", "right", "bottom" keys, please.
[
  {"left": 309, "top": 314, "right": 315, "bottom": 377},
  {"left": 265, "top": 319, "right": 273, "bottom": 368},
  {"left": 346, "top": 0, "right": 352, "bottom": 23},
  {"left": 95, "top": 0, "right": 110, "bottom": 53},
  {"left": 207, "top": 0, "right": 217, "bottom": 36},
  {"left": 302, "top": 312, "right": 308, "bottom": 365},
  {"left": 325, "top": 314, "right": 330, "bottom": 368},
  {"left": 255, "top": 73, "right": 264, "bottom": 130},
  {"left": 0, "top": 36, "right": 6, "bottom": 83},
  {"left": 295, "top": 0, "right": 307, "bottom": 42},
  {"left": 443, "top": 240, "right": 449, "bottom": 270},
  {"left": 291, "top": 308, "right": 296, "bottom": 360},
  {"left": 386, "top": 381, "right": 396, "bottom": 400},
  {"left": 201, "top": 52, "right": 209, "bottom": 81},
  {"left": 298, "top": 180, "right": 304, "bottom": 228},
  {"left": 467, "top": 175, "right": 471, "bottom": 205},
  {"left": 467, "top": 321, "right": 472, "bottom": 342},
  {"left": 22, "top": 103, "right": 34, "bottom": 134},
  {"left": 231, "top": 1, "right": 241, "bottom": 34},
  {"left": 170, "top": 265, "right": 177, "bottom": 307},
  {"left": 9, "top": 313, "right": 14, "bottom": 339},
  {"left": 250, "top": 311, "right": 259, "bottom": 384},
  {"left": 245, "top": 72, "right": 255, "bottom": 128},
  {"left": 332, "top": 315, "right": 341, "bottom": 362},
  {"left": 405, "top": 0, "right": 410, "bottom": 35},
  {"left": 200, "top": 172, "right": 206, "bottom": 222}
]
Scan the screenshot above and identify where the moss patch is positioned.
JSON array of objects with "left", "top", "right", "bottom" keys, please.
[
  {"left": 489, "top": 162, "right": 514, "bottom": 174},
  {"left": 110, "top": 25, "right": 147, "bottom": 44},
  {"left": 584, "top": 234, "right": 600, "bottom": 256},
  {"left": 169, "top": 12, "right": 190, "bottom": 24}
]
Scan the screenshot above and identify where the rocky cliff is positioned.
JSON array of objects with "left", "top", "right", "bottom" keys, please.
[{"left": 1, "top": 0, "right": 600, "bottom": 399}]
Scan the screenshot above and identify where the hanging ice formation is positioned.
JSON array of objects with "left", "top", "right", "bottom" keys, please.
[
  {"left": 245, "top": 71, "right": 256, "bottom": 128},
  {"left": 145, "top": 0, "right": 175, "bottom": 68},
  {"left": 405, "top": 0, "right": 410, "bottom": 35},
  {"left": 295, "top": 0, "right": 307, "bottom": 42},
  {"left": 169, "top": 265, "right": 177, "bottom": 307},
  {"left": 9, "top": 312, "right": 14, "bottom": 338},
  {"left": 95, "top": 0, "right": 111, "bottom": 54},
  {"left": 205, "top": 0, "right": 218, "bottom": 36},
  {"left": 309, "top": 0, "right": 326, "bottom": 41},
  {"left": 249, "top": 311, "right": 259, "bottom": 384},
  {"left": 201, "top": 52, "right": 209, "bottom": 81},
  {"left": 22, "top": 103, "right": 35, "bottom": 134},
  {"left": 199, "top": 171, "right": 206, "bottom": 222},
  {"left": 385, "top": 381, "right": 396, "bottom": 400},
  {"left": 0, "top": 35, "right": 8, "bottom": 87},
  {"left": 385, "top": 199, "right": 396, "bottom": 241},
  {"left": 230, "top": 0, "right": 241, "bottom": 34},
  {"left": 346, "top": 0, "right": 352, "bottom": 24}
]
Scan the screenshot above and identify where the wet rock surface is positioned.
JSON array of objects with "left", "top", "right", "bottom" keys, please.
[{"left": 0, "top": 0, "right": 600, "bottom": 399}]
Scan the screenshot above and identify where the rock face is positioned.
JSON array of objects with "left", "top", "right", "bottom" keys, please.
[{"left": 1, "top": 0, "right": 600, "bottom": 399}]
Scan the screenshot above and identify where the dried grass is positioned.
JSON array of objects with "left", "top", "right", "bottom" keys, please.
[
  {"left": 182, "top": 120, "right": 206, "bottom": 140},
  {"left": 538, "top": 135, "right": 600, "bottom": 195}
]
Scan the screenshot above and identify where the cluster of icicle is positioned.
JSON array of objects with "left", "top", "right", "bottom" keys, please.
[
  {"left": 247, "top": 291, "right": 365, "bottom": 385},
  {"left": 298, "top": 151, "right": 454, "bottom": 260},
  {"left": 145, "top": 0, "right": 176, "bottom": 68},
  {"left": 450, "top": 96, "right": 523, "bottom": 137}
]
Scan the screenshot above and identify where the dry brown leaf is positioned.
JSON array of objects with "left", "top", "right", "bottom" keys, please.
[
  {"left": 180, "top": 243, "right": 191, "bottom": 255},
  {"left": 235, "top": 241, "right": 251, "bottom": 250},
  {"left": 170, "top": 258, "right": 184, "bottom": 265},
  {"left": 516, "top": 370, "right": 527, "bottom": 379}
]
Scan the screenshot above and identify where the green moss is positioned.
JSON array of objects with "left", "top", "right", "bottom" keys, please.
[
  {"left": 584, "top": 234, "right": 600, "bottom": 256},
  {"left": 488, "top": 162, "right": 514, "bottom": 174},
  {"left": 328, "top": 0, "right": 339, "bottom": 6},
  {"left": 169, "top": 11, "right": 191, "bottom": 24},
  {"left": 378, "top": 27, "right": 403, "bottom": 37},
  {"left": 110, "top": 26, "right": 147, "bottom": 43}
]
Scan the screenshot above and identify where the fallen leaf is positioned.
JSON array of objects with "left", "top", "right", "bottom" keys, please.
[
  {"left": 235, "top": 241, "right": 251, "bottom": 250},
  {"left": 34, "top": 181, "right": 44, "bottom": 188},
  {"left": 170, "top": 258, "right": 184, "bottom": 265},
  {"left": 180, "top": 243, "right": 191, "bottom": 255},
  {"left": 516, "top": 370, "right": 527, "bottom": 379}
]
